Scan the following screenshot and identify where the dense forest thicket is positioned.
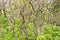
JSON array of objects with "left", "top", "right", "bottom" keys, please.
[{"left": 0, "top": 0, "right": 60, "bottom": 40}]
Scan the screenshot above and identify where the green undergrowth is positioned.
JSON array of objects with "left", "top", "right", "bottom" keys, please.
[{"left": 0, "top": 14, "right": 60, "bottom": 40}]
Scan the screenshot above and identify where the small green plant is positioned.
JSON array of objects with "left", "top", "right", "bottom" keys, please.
[{"left": 37, "top": 24, "right": 60, "bottom": 40}]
